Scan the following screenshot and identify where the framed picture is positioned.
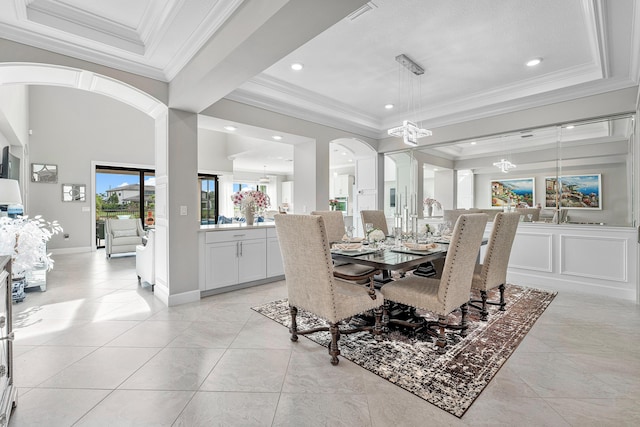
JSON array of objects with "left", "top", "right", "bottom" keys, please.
[
  {"left": 545, "top": 174, "right": 601, "bottom": 209},
  {"left": 61, "top": 184, "right": 86, "bottom": 202},
  {"left": 491, "top": 177, "right": 535, "bottom": 207},
  {"left": 31, "top": 163, "right": 58, "bottom": 183}
]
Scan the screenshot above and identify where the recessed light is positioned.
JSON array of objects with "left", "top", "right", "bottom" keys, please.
[
  {"left": 384, "top": 104, "right": 394, "bottom": 110},
  {"left": 470, "top": 141, "right": 477, "bottom": 145},
  {"left": 433, "top": 168, "right": 439, "bottom": 172},
  {"left": 526, "top": 58, "right": 542, "bottom": 67},
  {"left": 224, "top": 125, "right": 237, "bottom": 131},
  {"left": 348, "top": 159, "right": 353, "bottom": 162},
  {"left": 290, "top": 63, "right": 303, "bottom": 71},
  {"left": 565, "top": 125, "right": 575, "bottom": 129},
  {"left": 341, "top": 152, "right": 347, "bottom": 156},
  {"left": 272, "top": 135, "right": 283, "bottom": 140}
]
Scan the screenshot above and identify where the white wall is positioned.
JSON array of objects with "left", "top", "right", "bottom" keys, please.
[
  {"left": 28, "top": 85, "right": 154, "bottom": 250},
  {"left": 0, "top": 85, "right": 29, "bottom": 148},
  {"left": 197, "top": 128, "right": 233, "bottom": 173}
]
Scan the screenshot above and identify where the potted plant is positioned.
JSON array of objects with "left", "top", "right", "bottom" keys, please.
[
  {"left": 231, "top": 189, "right": 271, "bottom": 225},
  {"left": 424, "top": 198, "right": 442, "bottom": 217},
  {"left": 0, "top": 215, "right": 62, "bottom": 301}
]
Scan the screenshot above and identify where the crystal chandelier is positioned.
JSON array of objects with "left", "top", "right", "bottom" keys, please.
[{"left": 387, "top": 54, "right": 432, "bottom": 146}]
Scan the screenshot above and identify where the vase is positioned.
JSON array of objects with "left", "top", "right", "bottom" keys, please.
[
  {"left": 244, "top": 206, "right": 255, "bottom": 225},
  {"left": 427, "top": 206, "right": 433, "bottom": 217}
]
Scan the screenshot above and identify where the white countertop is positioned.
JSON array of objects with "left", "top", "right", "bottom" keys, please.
[{"left": 199, "top": 222, "right": 276, "bottom": 232}]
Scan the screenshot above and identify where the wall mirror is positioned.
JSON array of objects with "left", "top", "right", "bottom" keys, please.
[
  {"left": 61, "top": 184, "right": 86, "bottom": 202},
  {"left": 31, "top": 163, "right": 58, "bottom": 183},
  {"left": 385, "top": 113, "right": 636, "bottom": 227}
]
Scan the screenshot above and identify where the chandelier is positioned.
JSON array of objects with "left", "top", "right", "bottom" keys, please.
[
  {"left": 493, "top": 158, "right": 516, "bottom": 173},
  {"left": 387, "top": 54, "right": 432, "bottom": 146},
  {"left": 258, "top": 165, "right": 270, "bottom": 184}
]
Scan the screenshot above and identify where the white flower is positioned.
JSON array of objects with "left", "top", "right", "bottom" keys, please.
[{"left": 369, "top": 229, "right": 386, "bottom": 242}]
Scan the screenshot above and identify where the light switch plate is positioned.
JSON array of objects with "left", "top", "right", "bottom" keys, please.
[{"left": 180, "top": 205, "right": 188, "bottom": 215}]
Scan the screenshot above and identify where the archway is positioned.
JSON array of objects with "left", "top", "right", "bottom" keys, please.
[{"left": 0, "top": 62, "right": 172, "bottom": 305}]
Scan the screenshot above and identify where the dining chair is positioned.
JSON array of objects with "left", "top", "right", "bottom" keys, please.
[
  {"left": 274, "top": 214, "right": 383, "bottom": 365},
  {"left": 380, "top": 213, "right": 488, "bottom": 353},
  {"left": 360, "top": 210, "right": 389, "bottom": 236},
  {"left": 469, "top": 212, "right": 520, "bottom": 320},
  {"left": 310, "top": 210, "right": 379, "bottom": 283}
]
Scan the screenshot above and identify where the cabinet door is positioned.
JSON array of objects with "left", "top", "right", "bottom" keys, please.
[
  {"left": 238, "top": 239, "right": 267, "bottom": 283},
  {"left": 205, "top": 241, "right": 239, "bottom": 290},
  {"left": 0, "top": 270, "right": 8, "bottom": 399},
  {"left": 266, "top": 237, "right": 284, "bottom": 277}
]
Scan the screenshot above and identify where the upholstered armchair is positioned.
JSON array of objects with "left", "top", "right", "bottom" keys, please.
[
  {"left": 105, "top": 218, "right": 144, "bottom": 258},
  {"left": 274, "top": 214, "right": 383, "bottom": 365},
  {"left": 469, "top": 212, "right": 520, "bottom": 319},
  {"left": 136, "top": 229, "right": 155, "bottom": 291},
  {"left": 381, "top": 214, "right": 488, "bottom": 353}
]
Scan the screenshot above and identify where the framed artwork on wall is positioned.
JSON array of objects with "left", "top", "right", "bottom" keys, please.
[
  {"left": 61, "top": 184, "right": 86, "bottom": 202},
  {"left": 491, "top": 177, "right": 535, "bottom": 207},
  {"left": 31, "top": 163, "right": 58, "bottom": 183},
  {"left": 545, "top": 174, "right": 601, "bottom": 209}
]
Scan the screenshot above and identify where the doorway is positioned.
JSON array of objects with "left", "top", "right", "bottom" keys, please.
[{"left": 95, "top": 165, "right": 155, "bottom": 249}]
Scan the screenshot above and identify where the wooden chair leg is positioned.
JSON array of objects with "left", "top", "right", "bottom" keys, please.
[
  {"left": 498, "top": 284, "right": 506, "bottom": 311},
  {"left": 289, "top": 305, "right": 299, "bottom": 342},
  {"left": 460, "top": 303, "right": 469, "bottom": 337},
  {"left": 329, "top": 323, "right": 340, "bottom": 365},
  {"left": 382, "top": 301, "right": 390, "bottom": 334},
  {"left": 480, "top": 290, "right": 489, "bottom": 321},
  {"left": 436, "top": 315, "right": 447, "bottom": 354},
  {"left": 373, "top": 306, "right": 383, "bottom": 341}
]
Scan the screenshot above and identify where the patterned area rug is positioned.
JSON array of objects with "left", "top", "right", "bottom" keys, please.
[{"left": 252, "top": 284, "right": 556, "bottom": 418}]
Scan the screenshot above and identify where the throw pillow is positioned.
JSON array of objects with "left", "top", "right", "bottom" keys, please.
[{"left": 112, "top": 229, "right": 138, "bottom": 238}]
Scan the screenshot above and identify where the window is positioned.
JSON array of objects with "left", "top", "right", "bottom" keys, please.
[{"left": 199, "top": 174, "right": 219, "bottom": 225}]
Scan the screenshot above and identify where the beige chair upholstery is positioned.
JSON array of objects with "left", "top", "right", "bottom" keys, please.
[
  {"left": 381, "top": 213, "right": 488, "bottom": 353},
  {"left": 469, "top": 212, "right": 520, "bottom": 319},
  {"left": 136, "top": 229, "right": 155, "bottom": 291},
  {"left": 515, "top": 207, "right": 540, "bottom": 221},
  {"left": 360, "top": 210, "right": 389, "bottom": 235},
  {"left": 274, "top": 214, "right": 383, "bottom": 365},
  {"left": 442, "top": 209, "right": 467, "bottom": 227},
  {"left": 311, "top": 210, "right": 378, "bottom": 281},
  {"left": 105, "top": 218, "right": 144, "bottom": 258}
]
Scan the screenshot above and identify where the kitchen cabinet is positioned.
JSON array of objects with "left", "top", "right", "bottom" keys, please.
[
  {"left": 266, "top": 228, "right": 284, "bottom": 277},
  {"left": 333, "top": 174, "right": 353, "bottom": 197},
  {"left": 202, "top": 228, "right": 267, "bottom": 291}
]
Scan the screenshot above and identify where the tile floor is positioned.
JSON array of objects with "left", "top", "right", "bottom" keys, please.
[{"left": 8, "top": 251, "right": 640, "bottom": 426}]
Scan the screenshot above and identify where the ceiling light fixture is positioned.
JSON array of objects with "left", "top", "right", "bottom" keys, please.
[
  {"left": 384, "top": 104, "right": 394, "bottom": 109},
  {"left": 224, "top": 125, "right": 237, "bottom": 131},
  {"left": 493, "top": 158, "right": 517, "bottom": 173},
  {"left": 387, "top": 54, "right": 432, "bottom": 146},
  {"left": 565, "top": 125, "right": 575, "bottom": 129},
  {"left": 526, "top": 58, "right": 542, "bottom": 67},
  {"left": 258, "top": 165, "right": 270, "bottom": 184},
  {"left": 272, "top": 135, "right": 283, "bottom": 140},
  {"left": 290, "top": 63, "right": 303, "bottom": 71}
]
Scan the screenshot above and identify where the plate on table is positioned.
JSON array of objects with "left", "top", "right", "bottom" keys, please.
[
  {"left": 341, "top": 236, "right": 364, "bottom": 243},
  {"left": 403, "top": 242, "right": 438, "bottom": 251},
  {"left": 332, "top": 242, "right": 362, "bottom": 251}
]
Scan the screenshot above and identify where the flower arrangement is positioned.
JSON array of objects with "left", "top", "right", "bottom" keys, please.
[
  {"left": 231, "top": 189, "right": 271, "bottom": 213},
  {"left": 368, "top": 229, "right": 386, "bottom": 242},
  {"left": 329, "top": 199, "right": 339, "bottom": 207},
  {"left": 423, "top": 198, "right": 442, "bottom": 210},
  {"left": 0, "top": 215, "right": 63, "bottom": 277}
]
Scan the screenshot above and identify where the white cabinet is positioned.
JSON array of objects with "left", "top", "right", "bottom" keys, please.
[
  {"left": 266, "top": 228, "right": 284, "bottom": 277},
  {"left": 281, "top": 181, "right": 293, "bottom": 211},
  {"left": 202, "top": 229, "right": 267, "bottom": 291},
  {"left": 333, "top": 174, "right": 353, "bottom": 197}
]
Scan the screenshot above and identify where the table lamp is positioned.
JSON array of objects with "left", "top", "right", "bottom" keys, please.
[{"left": 0, "top": 178, "right": 23, "bottom": 209}]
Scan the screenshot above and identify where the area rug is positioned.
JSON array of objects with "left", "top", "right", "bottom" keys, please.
[{"left": 252, "top": 284, "right": 556, "bottom": 418}]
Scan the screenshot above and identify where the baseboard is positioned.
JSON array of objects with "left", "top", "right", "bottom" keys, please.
[
  {"left": 50, "top": 246, "right": 93, "bottom": 255},
  {"left": 508, "top": 271, "right": 637, "bottom": 302},
  {"left": 153, "top": 283, "right": 199, "bottom": 307}
]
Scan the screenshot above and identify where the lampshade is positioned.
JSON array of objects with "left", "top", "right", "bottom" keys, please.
[{"left": 0, "top": 179, "right": 22, "bottom": 205}]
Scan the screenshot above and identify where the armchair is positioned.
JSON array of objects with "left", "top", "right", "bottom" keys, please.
[
  {"left": 105, "top": 218, "right": 144, "bottom": 258},
  {"left": 136, "top": 229, "right": 155, "bottom": 291}
]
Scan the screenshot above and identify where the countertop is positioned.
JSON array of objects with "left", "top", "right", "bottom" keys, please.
[{"left": 199, "top": 222, "right": 276, "bottom": 232}]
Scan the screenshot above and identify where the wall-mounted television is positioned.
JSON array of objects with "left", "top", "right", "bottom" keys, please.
[{"left": 0, "top": 146, "right": 20, "bottom": 181}]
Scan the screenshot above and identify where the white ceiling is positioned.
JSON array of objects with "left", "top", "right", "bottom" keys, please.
[{"left": 1, "top": 0, "right": 638, "bottom": 173}]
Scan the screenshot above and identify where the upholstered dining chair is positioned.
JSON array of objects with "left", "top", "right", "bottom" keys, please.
[
  {"left": 311, "top": 210, "right": 379, "bottom": 282},
  {"left": 469, "top": 212, "right": 520, "bottom": 320},
  {"left": 360, "top": 210, "right": 389, "bottom": 236},
  {"left": 381, "top": 213, "right": 488, "bottom": 353},
  {"left": 274, "top": 214, "right": 383, "bottom": 365}
]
